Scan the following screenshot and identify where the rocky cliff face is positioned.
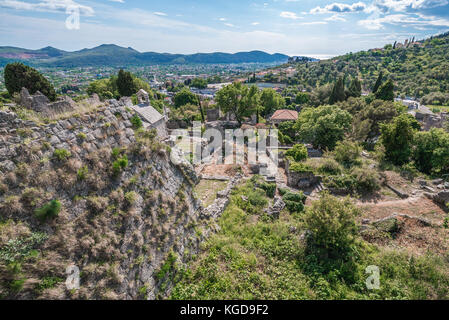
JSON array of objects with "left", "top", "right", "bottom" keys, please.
[{"left": 0, "top": 102, "right": 211, "bottom": 299}]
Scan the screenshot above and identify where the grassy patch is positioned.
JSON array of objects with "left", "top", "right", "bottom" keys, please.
[
  {"left": 194, "top": 179, "right": 228, "bottom": 208},
  {"left": 171, "top": 180, "right": 449, "bottom": 300}
]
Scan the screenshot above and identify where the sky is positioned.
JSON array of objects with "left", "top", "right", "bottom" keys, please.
[{"left": 0, "top": 0, "right": 449, "bottom": 58}]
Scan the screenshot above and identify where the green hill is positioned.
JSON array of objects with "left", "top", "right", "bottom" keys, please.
[
  {"left": 0, "top": 44, "right": 291, "bottom": 67},
  {"left": 289, "top": 32, "right": 449, "bottom": 98}
]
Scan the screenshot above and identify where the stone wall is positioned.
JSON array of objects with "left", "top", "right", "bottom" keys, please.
[{"left": 0, "top": 101, "right": 237, "bottom": 300}]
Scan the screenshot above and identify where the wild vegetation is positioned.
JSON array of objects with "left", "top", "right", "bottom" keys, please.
[
  {"left": 171, "top": 178, "right": 449, "bottom": 299},
  {"left": 286, "top": 32, "right": 449, "bottom": 99}
]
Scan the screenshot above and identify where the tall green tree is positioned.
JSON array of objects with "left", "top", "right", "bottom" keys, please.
[
  {"left": 412, "top": 128, "right": 449, "bottom": 175},
  {"left": 4, "top": 62, "right": 56, "bottom": 101},
  {"left": 329, "top": 76, "right": 346, "bottom": 104},
  {"left": 215, "top": 82, "right": 259, "bottom": 125},
  {"left": 347, "top": 77, "right": 362, "bottom": 98},
  {"left": 294, "top": 105, "right": 352, "bottom": 150},
  {"left": 190, "top": 78, "right": 208, "bottom": 89},
  {"left": 116, "top": 69, "right": 137, "bottom": 97},
  {"left": 260, "top": 88, "right": 285, "bottom": 118},
  {"left": 174, "top": 88, "right": 199, "bottom": 108},
  {"left": 372, "top": 71, "right": 383, "bottom": 93},
  {"left": 380, "top": 113, "right": 420, "bottom": 165},
  {"left": 375, "top": 79, "right": 395, "bottom": 101}
]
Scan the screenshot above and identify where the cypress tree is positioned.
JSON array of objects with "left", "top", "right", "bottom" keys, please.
[
  {"left": 116, "top": 69, "right": 137, "bottom": 97},
  {"left": 4, "top": 62, "right": 56, "bottom": 101},
  {"left": 375, "top": 79, "right": 395, "bottom": 101},
  {"left": 372, "top": 71, "right": 383, "bottom": 93},
  {"left": 348, "top": 77, "right": 362, "bottom": 98},
  {"left": 329, "top": 76, "right": 346, "bottom": 104}
]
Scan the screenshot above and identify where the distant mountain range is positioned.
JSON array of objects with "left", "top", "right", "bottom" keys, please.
[{"left": 0, "top": 44, "right": 299, "bottom": 67}]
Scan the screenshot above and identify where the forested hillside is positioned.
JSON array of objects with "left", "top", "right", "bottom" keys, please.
[{"left": 289, "top": 32, "right": 449, "bottom": 98}]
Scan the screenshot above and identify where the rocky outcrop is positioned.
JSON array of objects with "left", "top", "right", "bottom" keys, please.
[
  {"left": 0, "top": 102, "right": 229, "bottom": 300},
  {"left": 264, "top": 196, "right": 286, "bottom": 219}
]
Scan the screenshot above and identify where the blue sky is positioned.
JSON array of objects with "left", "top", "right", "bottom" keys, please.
[{"left": 1, "top": 0, "right": 449, "bottom": 58}]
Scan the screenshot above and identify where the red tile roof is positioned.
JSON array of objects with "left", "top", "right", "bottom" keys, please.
[{"left": 270, "top": 109, "right": 298, "bottom": 121}]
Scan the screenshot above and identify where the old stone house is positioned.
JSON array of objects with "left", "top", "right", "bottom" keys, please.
[
  {"left": 131, "top": 89, "right": 168, "bottom": 138},
  {"left": 270, "top": 109, "right": 298, "bottom": 126}
]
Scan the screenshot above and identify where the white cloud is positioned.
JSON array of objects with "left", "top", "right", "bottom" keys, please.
[
  {"left": 373, "top": 0, "right": 448, "bottom": 12},
  {"left": 358, "top": 12, "right": 449, "bottom": 29},
  {"left": 224, "top": 23, "right": 234, "bottom": 27},
  {"left": 251, "top": 22, "right": 260, "bottom": 25},
  {"left": 280, "top": 11, "right": 301, "bottom": 19},
  {"left": 109, "top": 0, "right": 124, "bottom": 3},
  {"left": 310, "top": 2, "right": 367, "bottom": 14},
  {"left": 325, "top": 14, "right": 347, "bottom": 21},
  {"left": 153, "top": 12, "right": 167, "bottom": 16},
  {"left": 299, "top": 21, "right": 328, "bottom": 25},
  {"left": 0, "top": 0, "right": 94, "bottom": 16}
]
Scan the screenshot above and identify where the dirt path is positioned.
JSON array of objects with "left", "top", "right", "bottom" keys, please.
[{"left": 358, "top": 194, "right": 446, "bottom": 225}]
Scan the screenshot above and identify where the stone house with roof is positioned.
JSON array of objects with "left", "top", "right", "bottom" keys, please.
[
  {"left": 131, "top": 89, "right": 168, "bottom": 138},
  {"left": 270, "top": 109, "right": 298, "bottom": 126}
]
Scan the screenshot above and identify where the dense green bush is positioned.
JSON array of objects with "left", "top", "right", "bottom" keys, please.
[
  {"left": 174, "top": 88, "right": 199, "bottom": 108},
  {"left": 87, "top": 69, "right": 153, "bottom": 100},
  {"left": 283, "top": 191, "right": 306, "bottom": 213},
  {"left": 112, "top": 155, "right": 128, "bottom": 175},
  {"left": 380, "top": 114, "right": 420, "bottom": 165},
  {"left": 318, "top": 158, "right": 343, "bottom": 175},
  {"left": 289, "top": 162, "right": 314, "bottom": 174},
  {"left": 333, "top": 140, "right": 361, "bottom": 167},
  {"left": 34, "top": 199, "right": 61, "bottom": 221},
  {"left": 294, "top": 105, "right": 352, "bottom": 150},
  {"left": 350, "top": 167, "right": 381, "bottom": 193},
  {"left": 258, "top": 182, "right": 276, "bottom": 198},
  {"left": 412, "top": 128, "right": 449, "bottom": 175},
  {"left": 4, "top": 63, "right": 56, "bottom": 101},
  {"left": 303, "top": 193, "right": 360, "bottom": 259},
  {"left": 130, "top": 114, "right": 143, "bottom": 129},
  {"left": 285, "top": 144, "right": 308, "bottom": 162}
]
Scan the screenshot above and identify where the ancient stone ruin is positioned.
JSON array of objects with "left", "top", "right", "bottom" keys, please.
[
  {"left": 136, "top": 89, "right": 150, "bottom": 105},
  {"left": 19, "top": 87, "right": 77, "bottom": 116}
]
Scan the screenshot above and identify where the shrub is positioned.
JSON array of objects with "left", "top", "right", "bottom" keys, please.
[
  {"left": 323, "top": 174, "right": 356, "bottom": 193},
  {"left": 259, "top": 182, "right": 276, "bottom": 198},
  {"left": 77, "top": 165, "right": 88, "bottom": 181},
  {"left": 283, "top": 191, "right": 306, "bottom": 213},
  {"left": 380, "top": 114, "right": 420, "bottom": 166},
  {"left": 125, "top": 191, "right": 138, "bottom": 205},
  {"left": 77, "top": 132, "right": 87, "bottom": 140},
  {"left": 130, "top": 114, "right": 143, "bottom": 129},
  {"left": 303, "top": 193, "right": 360, "bottom": 259},
  {"left": 53, "top": 149, "right": 71, "bottom": 161},
  {"left": 34, "top": 199, "right": 61, "bottom": 221},
  {"left": 0, "top": 232, "right": 48, "bottom": 263},
  {"left": 285, "top": 144, "right": 308, "bottom": 162},
  {"left": 112, "top": 155, "right": 128, "bottom": 175},
  {"left": 235, "top": 187, "right": 268, "bottom": 214},
  {"left": 111, "top": 147, "right": 122, "bottom": 160},
  {"left": 350, "top": 167, "right": 381, "bottom": 193},
  {"left": 289, "top": 162, "right": 314, "bottom": 174},
  {"left": 318, "top": 158, "right": 343, "bottom": 175},
  {"left": 412, "top": 128, "right": 449, "bottom": 175},
  {"left": 333, "top": 140, "right": 361, "bottom": 167}
]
